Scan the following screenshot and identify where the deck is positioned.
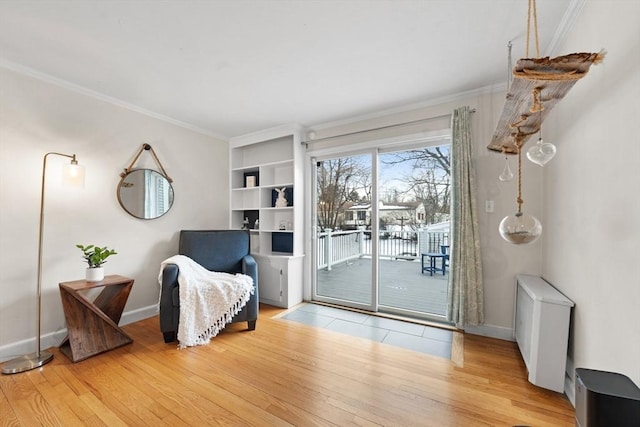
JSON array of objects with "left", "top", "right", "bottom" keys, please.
[{"left": 316, "top": 257, "right": 449, "bottom": 317}]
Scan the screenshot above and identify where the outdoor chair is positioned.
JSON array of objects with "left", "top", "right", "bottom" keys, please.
[{"left": 441, "top": 245, "right": 450, "bottom": 269}]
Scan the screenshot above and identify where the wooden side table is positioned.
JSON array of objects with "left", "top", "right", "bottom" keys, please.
[{"left": 59, "top": 275, "right": 134, "bottom": 362}]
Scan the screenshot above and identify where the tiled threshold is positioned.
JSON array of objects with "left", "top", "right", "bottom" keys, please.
[{"left": 278, "top": 302, "right": 457, "bottom": 360}]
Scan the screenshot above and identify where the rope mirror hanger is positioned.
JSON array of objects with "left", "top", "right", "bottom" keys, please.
[{"left": 117, "top": 144, "right": 175, "bottom": 220}]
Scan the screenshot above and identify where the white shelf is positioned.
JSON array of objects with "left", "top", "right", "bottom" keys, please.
[
  {"left": 231, "top": 159, "right": 293, "bottom": 172},
  {"left": 260, "top": 207, "right": 293, "bottom": 211},
  {"left": 229, "top": 125, "right": 305, "bottom": 308},
  {"left": 230, "top": 188, "right": 260, "bottom": 210},
  {"left": 229, "top": 126, "right": 302, "bottom": 256}
]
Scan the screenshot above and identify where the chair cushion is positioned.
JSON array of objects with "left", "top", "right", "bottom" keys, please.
[{"left": 179, "top": 230, "right": 249, "bottom": 273}]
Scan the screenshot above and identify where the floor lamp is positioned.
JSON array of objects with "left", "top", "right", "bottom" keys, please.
[{"left": 2, "top": 152, "right": 85, "bottom": 375}]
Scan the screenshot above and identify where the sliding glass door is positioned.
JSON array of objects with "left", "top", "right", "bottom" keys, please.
[
  {"left": 376, "top": 147, "right": 450, "bottom": 317},
  {"left": 314, "top": 153, "right": 375, "bottom": 311},
  {"left": 312, "top": 141, "right": 451, "bottom": 320}
]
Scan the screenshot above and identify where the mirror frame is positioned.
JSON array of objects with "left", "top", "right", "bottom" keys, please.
[{"left": 117, "top": 168, "right": 174, "bottom": 220}]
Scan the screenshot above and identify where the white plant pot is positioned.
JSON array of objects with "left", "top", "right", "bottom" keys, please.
[{"left": 86, "top": 267, "right": 104, "bottom": 282}]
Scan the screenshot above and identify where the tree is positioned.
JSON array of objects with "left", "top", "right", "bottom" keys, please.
[
  {"left": 382, "top": 146, "right": 450, "bottom": 176},
  {"left": 409, "top": 170, "right": 450, "bottom": 224},
  {"left": 316, "top": 157, "right": 370, "bottom": 230},
  {"left": 381, "top": 146, "right": 451, "bottom": 224},
  {"left": 381, "top": 188, "right": 402, "bottom": 204}
]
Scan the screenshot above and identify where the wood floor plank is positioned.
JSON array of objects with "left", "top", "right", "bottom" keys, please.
[
  {"left": 77, "top": 392, "right": 129, "bottom": 427},
  {"left": 65, "top": 353, "right": 168, "bottom": 426},
  {"left": 49, "top": 369, "right": 97, "bottom": 422},
  {"left": 0, "top": 382, "right": 20, "bottom": 427},
  {"left": 0, "top": 304, "right": 575, "bottom": 426},
  {"left": 198, "top": 329, "right": 412, "bottom": 424},
  {"left": 109, "top": 351, "right": 254, "bottom": 425},
  {"left": 1, "top": 373, "right": 63, "bottom": 426},
  {"left": 27, "top": 373, "right": 85, "bottom": 427}
]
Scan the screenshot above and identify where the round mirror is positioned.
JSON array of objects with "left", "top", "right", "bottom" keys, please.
[{"left": 117, "top": 169, "right": 174, "bottom": 219}]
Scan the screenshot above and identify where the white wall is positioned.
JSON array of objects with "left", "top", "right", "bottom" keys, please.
[
  {"left": 472, "top": 92, "right": 544, "bottom": 340},
  {"left": 542, "top": 0, "right": 640, "bottom": 387},
  {"left": 0, "top": 67, "right": 228, "bottom": 361}
]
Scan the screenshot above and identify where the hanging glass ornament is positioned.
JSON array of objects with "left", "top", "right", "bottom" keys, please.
[
  {"left": 499, "top": 211, "right": 542, "bottom": 244},
  {"left": 499, "top": 144, "right": 542, "bottom": 245},
  {"left": 499, "top": 154, "right": 514, "bottom": 181},
  {"left": 526, "top": 137, "right": 556, "bottom": 166}
]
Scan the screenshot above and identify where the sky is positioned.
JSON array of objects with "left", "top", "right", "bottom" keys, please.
[
  {"left": 379, "top": 145, "right": 450, "bottom": 202},
  {"left": 319, "top": 143, "right": 450, "bottom": 203}
]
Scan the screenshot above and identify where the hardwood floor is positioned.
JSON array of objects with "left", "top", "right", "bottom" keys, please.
[{"left": 1, "top": 304, "right": 575, "bottom": 426}]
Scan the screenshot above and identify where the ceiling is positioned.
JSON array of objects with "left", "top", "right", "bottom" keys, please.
[{"left": 0, "top": 0, "right": 576, "bottom": 139}]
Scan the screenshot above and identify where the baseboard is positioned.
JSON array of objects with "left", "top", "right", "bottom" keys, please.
[
  {"left": 464, "top": 324, "right": 515, "bottom": 342},
  {"left": 120, "top": 304, "right": 158, "bottom": 326},
  {"left": 0, "top": 304, "right": 158, "bottom": 363},
  {"left": 564, "top": 355, "right": 576, "bottom": 406},
  {"left": 565, "top": 374, "right": 576, "bottom": 406}
]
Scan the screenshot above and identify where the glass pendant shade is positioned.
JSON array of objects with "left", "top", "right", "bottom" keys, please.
[
  {"left": 499, "top": 157, "right": 514, "bottom": 181},
  {"left": 499, "top": 212, "right": 542, "bottom": 244},
  {"left": 62, "top": 162, "right": 85, "bottom": 188},
  {"left": 526, "top": 137, "right": 556, "bottom": 166}
]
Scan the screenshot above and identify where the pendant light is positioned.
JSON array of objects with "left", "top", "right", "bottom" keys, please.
[
  {"left": 499, "top": 142, "right": 541, "bottom": 244},
  {"left": 499, "top": 149, "right": 514, "bottom": 181},
  {"left": 498, "top": 41, "right": 516, "bottom": 182},
  {"left": 526, "top": 88, "right": 557, "bottom": 166},
  {"left": 527, "top": 135, "right": 556, "bottom": 166}
]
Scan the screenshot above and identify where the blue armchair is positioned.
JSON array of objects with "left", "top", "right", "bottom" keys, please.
[{"left": 159, "top": 230, "right": 258, "bottom": 343}]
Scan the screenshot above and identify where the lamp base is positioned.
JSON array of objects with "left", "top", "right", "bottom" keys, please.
[{"left": 1, "top": 350, "right": 53, "bottom": 375}]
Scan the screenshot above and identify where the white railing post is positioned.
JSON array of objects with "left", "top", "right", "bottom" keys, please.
[
  {"left": 358, "top": 227, "right": 365, "bottom": 257},
  {"left": 325, "top": 229, "right": 333, "bottom": 271}
]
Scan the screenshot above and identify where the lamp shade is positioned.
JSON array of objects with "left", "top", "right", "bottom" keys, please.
[{"left": 62, "top": 162, "right": 85, "bottom": 188}]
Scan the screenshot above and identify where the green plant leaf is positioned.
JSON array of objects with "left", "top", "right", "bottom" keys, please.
[{"left": 76, "top": 244, "right": 117, "bottom": 268}]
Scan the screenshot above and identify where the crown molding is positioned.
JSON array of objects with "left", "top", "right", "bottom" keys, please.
[
  {"left": 545, "top": 0, "right": 587, "bottom": 57},
  {"left": 0, "top": 58, "right": 228, "bottom": 141},
  {"left": 307, "top": 82, "right": 507, "bottom": 132}
]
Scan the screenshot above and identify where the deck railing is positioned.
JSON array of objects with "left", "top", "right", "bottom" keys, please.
[{"left": 317, "top": 229, "right": 449, "bottom": 271}]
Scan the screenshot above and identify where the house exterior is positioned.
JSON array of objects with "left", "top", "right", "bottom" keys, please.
[{"left": 342, "top": 201, "right": 427, "bottom": 229}]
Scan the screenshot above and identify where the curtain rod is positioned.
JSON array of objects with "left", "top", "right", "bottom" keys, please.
[{"left": 303, "top": 108, "right": 476, "bottom": 144}]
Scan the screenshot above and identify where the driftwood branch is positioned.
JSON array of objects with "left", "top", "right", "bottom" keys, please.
[{"left": 487, "top": 51, "right": 605, "bottom": 154}]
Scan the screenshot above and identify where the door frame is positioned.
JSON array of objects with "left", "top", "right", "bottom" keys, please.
[
  {"left": 310, "top": 148, "right": 379, "bottom": 312},
  {"left": 304, "top": 131, "right": 452, "bottom": 318}
]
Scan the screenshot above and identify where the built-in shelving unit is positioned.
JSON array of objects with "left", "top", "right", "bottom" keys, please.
[{"left": 229, "top": 124, "right": 304, "bottom": 308}]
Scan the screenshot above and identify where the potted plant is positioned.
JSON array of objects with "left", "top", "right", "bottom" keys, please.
[{"left": 76, "top": 244, "right": 117, "bottom": 282}]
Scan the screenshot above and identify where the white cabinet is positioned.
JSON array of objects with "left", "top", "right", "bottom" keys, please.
[
  {"left": 514, "top": 274, "right": 574, "bottom": 393},
  {"left": 253, "top": 254, "right": 303, "bottom": 308},
  {"left": 229, "top": 124, "right": 305, "bottom": 308}
]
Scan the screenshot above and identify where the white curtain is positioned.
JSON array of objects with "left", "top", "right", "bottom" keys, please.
[{"left": 447, "top": 106, "right": 484, "bottom": 327}]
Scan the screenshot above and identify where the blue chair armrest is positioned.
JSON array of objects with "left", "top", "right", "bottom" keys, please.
[
  {"left": 241, "top": 254, "right": 259, "bottom": 323},
  {"left": 159, "top": 264, "right": 179, "bottom": 332},
  {"left": 242, "top": 254, "right": 258, "bottom": 286}
]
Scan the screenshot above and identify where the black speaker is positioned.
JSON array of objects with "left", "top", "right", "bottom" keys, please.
[{"left": 575, "top": 368, "right": 640, "bottom": 427}]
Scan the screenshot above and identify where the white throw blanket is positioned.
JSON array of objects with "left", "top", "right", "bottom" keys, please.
[{"left": 158, "top": 255, "right": 254, "bottom": 349}]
